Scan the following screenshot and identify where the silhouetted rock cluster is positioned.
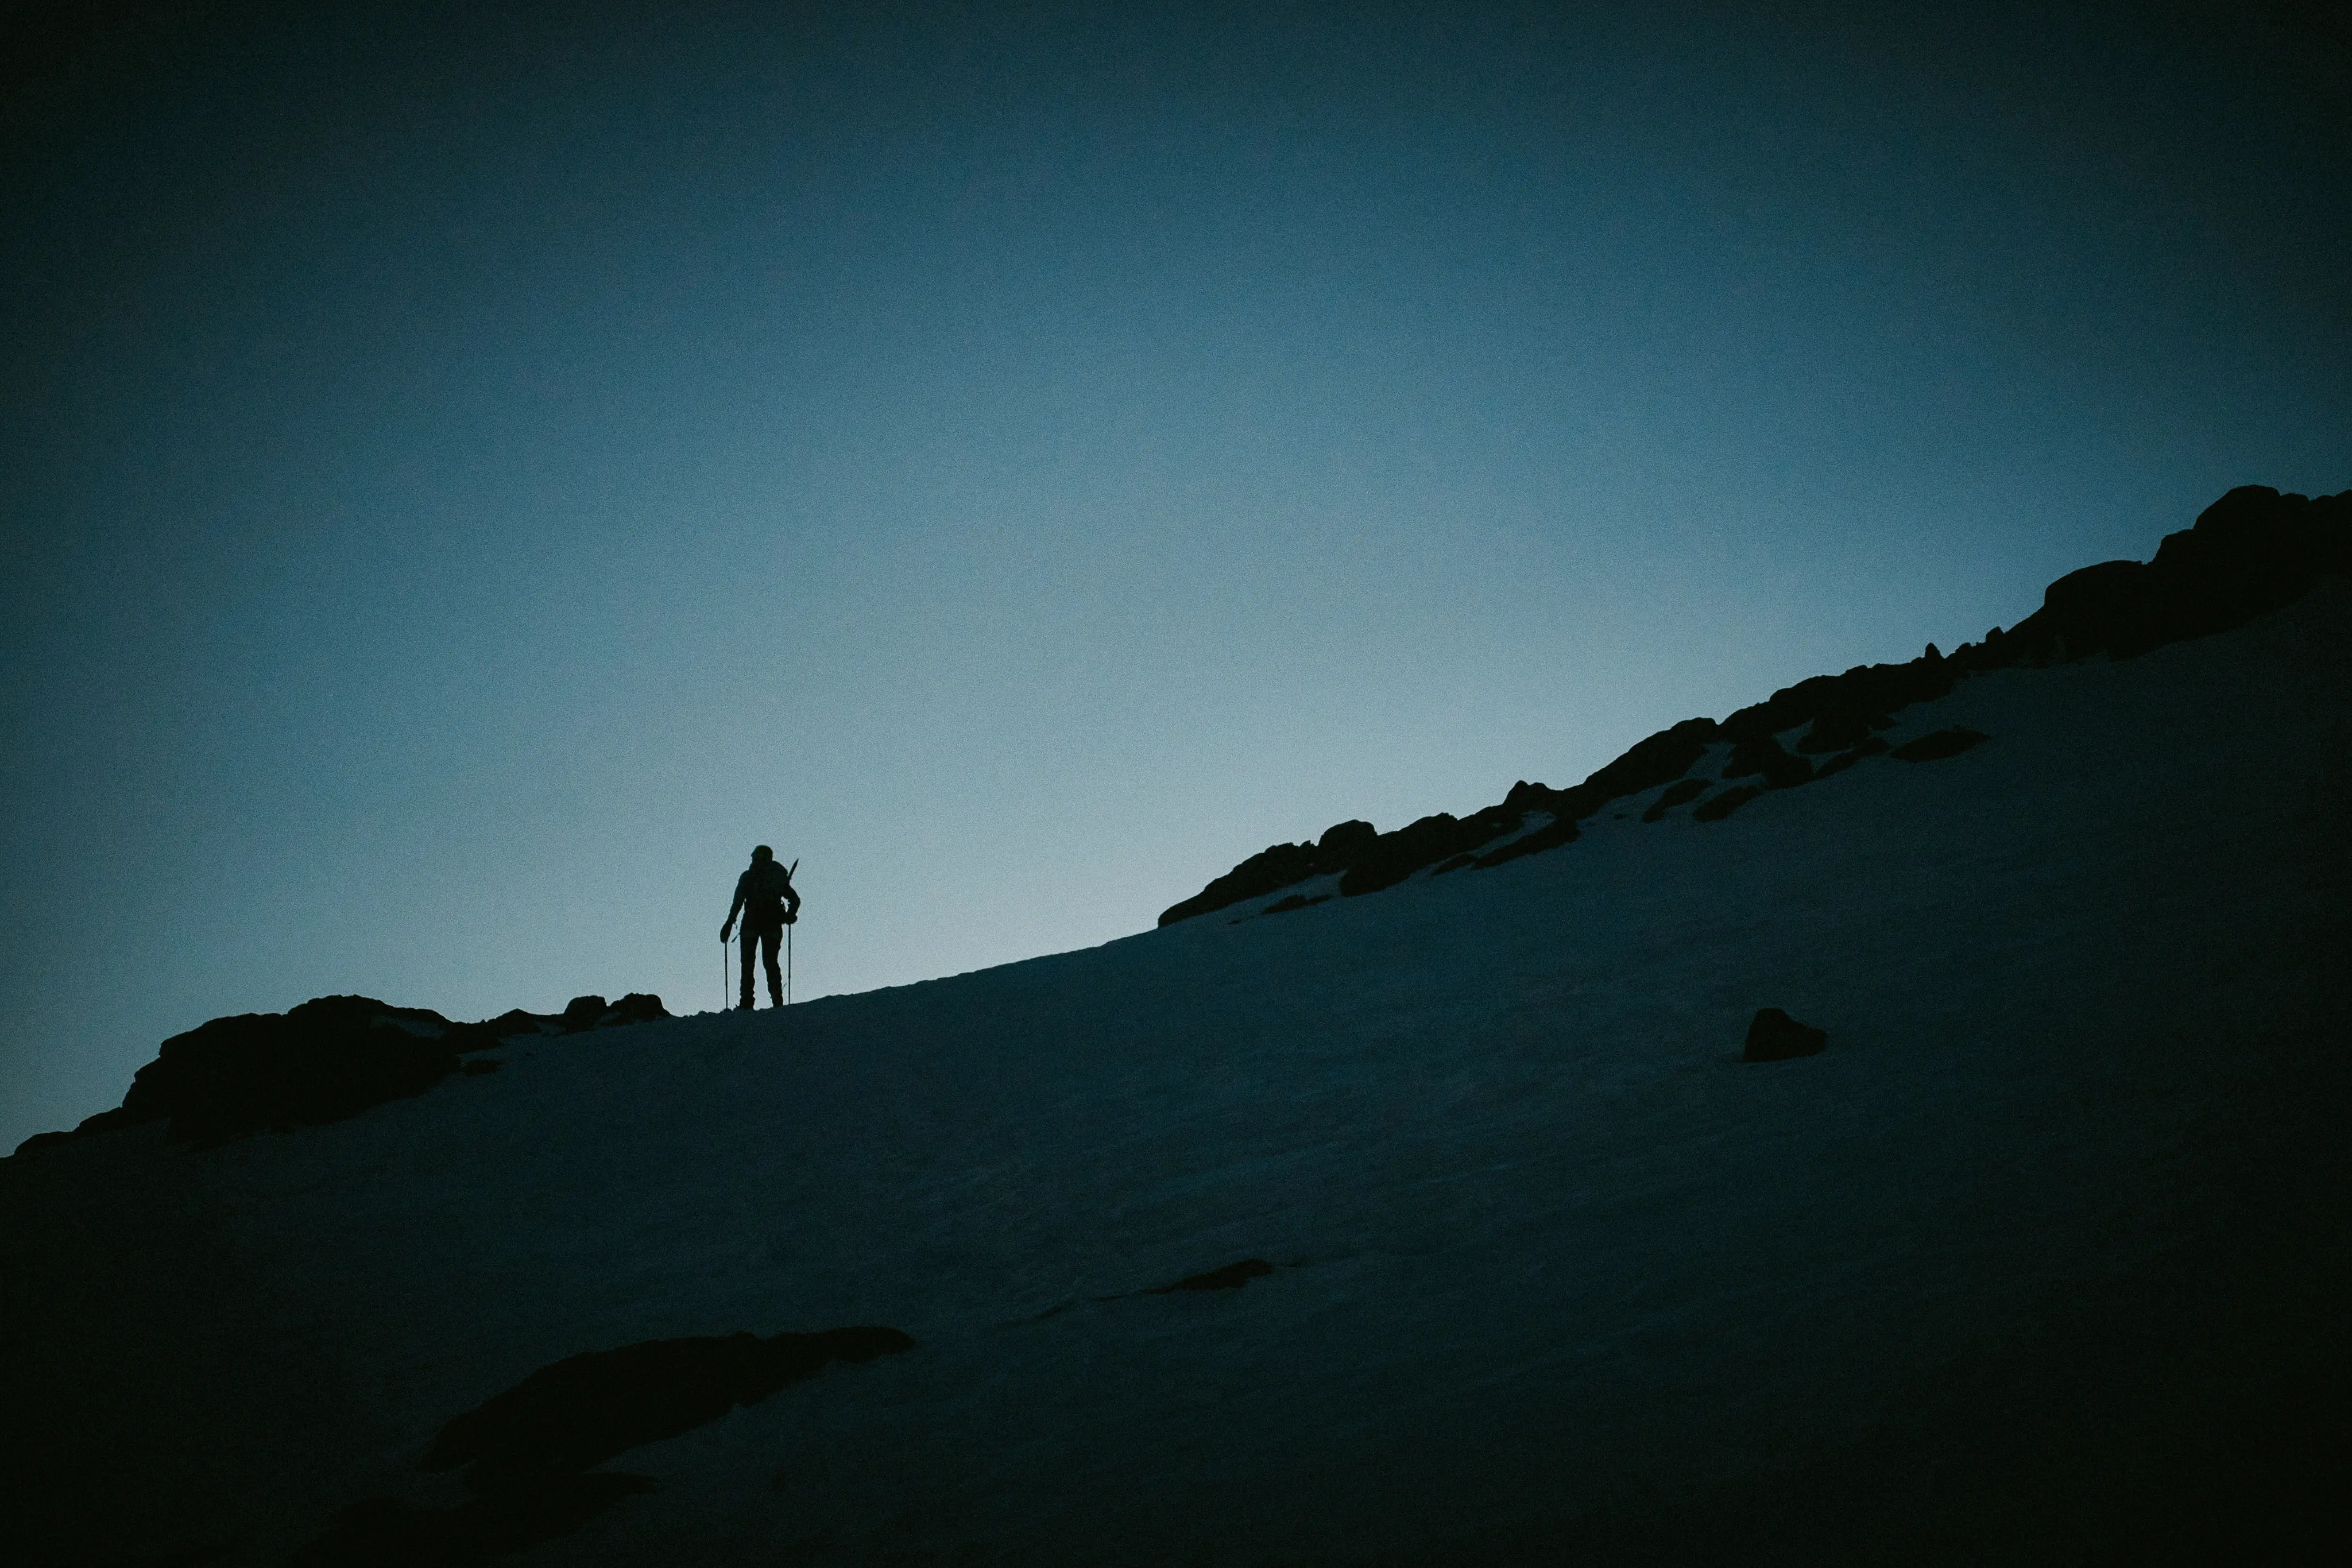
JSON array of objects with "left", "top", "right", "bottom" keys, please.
[
  {"left": 11, "top": 992, "right": 672, "bottom": 1156},
  {"left": 292, "top": 1326, "right": 914, "bottom": 1564},
  {"left": 1160, "top": 485, "right": 2347, "bottom": 925},
  {"left": 1743, "top": 1008, "right": 1828, "bottom": 1063},
  {"left": 1154, "top": 819, "right": 1375, "bottom": 925},
  {"left": 1977, "top": 485, "right": 2352, "bottom": 665}
]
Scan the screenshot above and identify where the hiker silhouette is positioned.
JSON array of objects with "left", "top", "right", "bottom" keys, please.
[{"left": 721, "top": 846, "right": 800, "bottom": 1009}]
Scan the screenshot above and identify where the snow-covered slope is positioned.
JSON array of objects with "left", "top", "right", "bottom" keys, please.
[{"left": 6, "top": 587, "right": 2351, "bottom": 1565}]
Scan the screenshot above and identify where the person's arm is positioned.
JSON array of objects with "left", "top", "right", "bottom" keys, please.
[
  {"left": 721, "top": 873, "right": 748, "bottom": 939},
  {"left": 784, "top": 881, "right": 802, "bottom": 921}
]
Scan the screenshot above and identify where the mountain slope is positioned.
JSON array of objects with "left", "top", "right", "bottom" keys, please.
[
  {"left": 4, "top": 518, "right": 2350, "bottom": 1566},
  {"left": 1159, "top": 483, "right": 2350, "bottom": 926}
]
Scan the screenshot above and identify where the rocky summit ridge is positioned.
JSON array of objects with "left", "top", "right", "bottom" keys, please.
[
  {"left": 13, "top": 991, "right": 670, "bottom": 1157},
  {"left": 1159, "top": 484, "right": 2352, "bottom": 926}
]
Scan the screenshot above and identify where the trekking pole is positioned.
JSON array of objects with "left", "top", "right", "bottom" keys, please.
[{"left": 720, "top": 935, "right": 728, "bottom": 1012}]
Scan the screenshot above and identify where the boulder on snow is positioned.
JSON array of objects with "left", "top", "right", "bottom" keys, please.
[
  {"left": 560, "top": 995, "right": 610, "bottom": 1031},
  {"left": 597, "top": 993, "right": 670, "bottom": 1028},
  {"left": 1743, "top": 1008, "right": 1828, "bottom": 1062}
]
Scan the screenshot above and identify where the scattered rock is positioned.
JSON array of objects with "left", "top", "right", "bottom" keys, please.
[
  {"left": 1692, "top": 784, "right": 1764, "bottom": 822},
  {"left": 1892, "top": 727, "right": 1990, "bottom": 762},
  {"left": 1642, "top": 779, "right": 1711, "bottom": 822},
  {"left": 1147, "top": 1259, "right": 1275, "bottom": 1294},
  {"left": 1743, "top": 1008, "right": 1828, "bottom": 1062},
  {"left": 1152, "top": 485, "right": 2346, "bottom": 922},
  {"left": 595, "top": 993, "right": 670, "bottom": 1028},
  {"left": 1264, "top": 893, "right": 1331, "bottom": 914}
]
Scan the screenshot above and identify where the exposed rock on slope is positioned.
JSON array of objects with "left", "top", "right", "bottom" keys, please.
[
  {"left": 1160, "top": 485, "right": 2350, "bottom": 925},
  {"left": 293, "top": 1326, "right": 914, "bottom": 1564},
  {"left": 11, "top": 991, "right": 671, "bottom": 1155},
  {"left": 1743, "top": 1008, "right": 1829, "bottom": 1063}
]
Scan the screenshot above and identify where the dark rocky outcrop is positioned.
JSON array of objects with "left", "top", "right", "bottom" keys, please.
[
  {"left": 1473, "top": 811, "right": 1579, "bottom": 869},
  {"left": 1972, "top": 486, "right": 2352, "bottom": 668},
  {"left": 1263, "top": 893, "right": 1332, "bottom": 915},
  {"left": 1813, "top": 736, "right": 1893, "bottom": 780},
  {"left": 1794, "top": 707, "right": 1894, "bottom": 754},
  {"left": 1156, "top": 486, "right": 2347, "bottom": 923},
  {"left": 291, "top": 1327, "right": 913, "bottom": 1565},
  {"left": 11, "top": 993, "right": 673, "bottom": 1157},
  {"left": 1743, "top": 1008, "right": 1828, "bottom": 1062},
  {"left": 1893, "top": 727, "right": 1991, "bottom": 763},
  {"left": 1691, "top": 784, "right": 1764, "bottom": 822},
  {"left": 1642, "top": 778, "right": 1712, "bottom": 822},
  {"left": 1146, "top": 1258, "right": 1275, "bottom": 1294},
  {"left": 423, "top": 1329, "right": 914, "bottom": 1497},
  {"left": 1722, "top": 735, "right": 1815, "bottom": 789},
  {"left": 1341, "top": 808, "right": 1521, "bottom": 897},
  {"left": 1155, "top": 819, "right": 1378, "bottom": 926},
  {"left": 593, "top": 993, "right": 669, "bottom": 1028}
]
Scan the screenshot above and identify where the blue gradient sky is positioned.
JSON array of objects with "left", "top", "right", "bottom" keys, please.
[{"left": 4, "top": 1, "right": 2346, "bottom": 1149}]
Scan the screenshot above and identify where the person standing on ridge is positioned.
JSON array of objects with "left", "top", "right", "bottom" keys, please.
[{"left": 721, "top": 845, "right": 800, "bottom": 1009}]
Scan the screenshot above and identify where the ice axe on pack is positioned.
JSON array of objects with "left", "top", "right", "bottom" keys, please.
[{"left": 784, "top": 859, "right": 798, "bottom": 1005}]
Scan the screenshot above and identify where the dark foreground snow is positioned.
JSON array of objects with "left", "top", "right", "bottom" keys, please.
[{"left": 5, "top": 587, "right": 2350, "bottom": 1566}]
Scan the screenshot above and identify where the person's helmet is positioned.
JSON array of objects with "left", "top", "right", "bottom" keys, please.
[{"left": 752, "top": 845, "right": 773, "bottom": 862}]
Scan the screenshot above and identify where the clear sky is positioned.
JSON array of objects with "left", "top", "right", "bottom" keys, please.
[{"left": 3, "top": 1, "right": 2346, "bottom": 1152}]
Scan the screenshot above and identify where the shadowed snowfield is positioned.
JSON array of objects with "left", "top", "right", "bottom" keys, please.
[{"left": 6, "top": 586, "right": 2349, "bottom": 1565}]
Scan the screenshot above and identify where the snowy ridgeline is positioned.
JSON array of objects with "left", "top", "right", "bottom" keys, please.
[
  {"left": 4, "top": 502, "right": 2351, "bottom": 1565},
  {"left": 1159, "top": 483, "right": 2352, "bottom": 925}
]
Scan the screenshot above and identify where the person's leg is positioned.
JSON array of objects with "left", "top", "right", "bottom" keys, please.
[
  {"left": 761, "top": 924, "right": 784, "bottom": 1005},
  {"left": 739, "top": 930, "right": 759, "bottom": 1009}
]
